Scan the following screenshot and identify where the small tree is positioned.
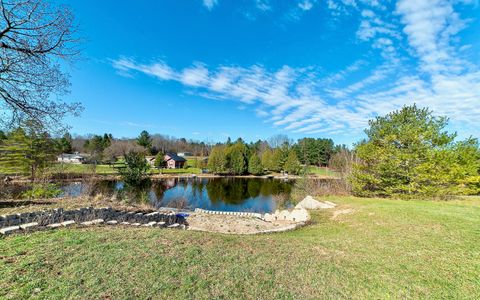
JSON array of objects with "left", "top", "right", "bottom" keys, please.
[
  {"left": 284, "top": 150, "right": 301, "bottom": 175},
  {"left": 0, "top": 128, "right": 31, "bottom": 175},
  {"left": 58, "top": 133, "right": 73, "bottom": 153},
  {"left": 137, "top": 130, "right": 152, "bottom": 152},
  {"left": 154, "top": 152, "right": 166, "bottom": 169},
  {"left": 248, "top": 153, "right": 263, "bottom": 175},
  {"left": 118, "top": 151, "right": 150, "bottom": 185}
]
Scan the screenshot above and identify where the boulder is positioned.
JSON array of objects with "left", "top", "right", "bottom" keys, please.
[
  {"left": 295, "top": 196, "right": 335, "bottom": 210},
  {"left": 289, "top": 208, "right": 310, "bottom": 222}
]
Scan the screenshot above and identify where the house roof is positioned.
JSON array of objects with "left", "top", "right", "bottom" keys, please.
[{"left": 165, "top": 152, "right": 186, "bottom": 162}]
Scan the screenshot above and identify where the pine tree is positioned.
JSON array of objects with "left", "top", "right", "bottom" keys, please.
[
  {"left": 207, "top": 146, "right": 227, "bottom": 174},
  {"left": 248, "top": 153, "right": 263, "bottom": 175},
  {"left": 284, "top": 150, "right": 301, "bottom": 175},
  {"left": 0, "top": 128, "right": 31, "bottom": 175}
]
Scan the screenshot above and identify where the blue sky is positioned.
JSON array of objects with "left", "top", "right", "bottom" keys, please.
[{"left": 64, "top": 0, "right": 480, "bottom": 146}]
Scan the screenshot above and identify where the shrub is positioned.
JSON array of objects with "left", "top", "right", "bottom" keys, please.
[
  {"left": 119, "top": 151, "right": 150, "bottom": 186},
  {"left": 22, "top": 183, "right": 62, "bottom": 199}
]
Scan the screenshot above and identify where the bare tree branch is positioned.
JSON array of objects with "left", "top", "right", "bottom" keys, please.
[{"left": 0, "top": 0, "right": 83, "bottom": 133}]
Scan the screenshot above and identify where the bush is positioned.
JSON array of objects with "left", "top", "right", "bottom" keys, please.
[
  {"left": 22, "top": 183, "right": 62, "bottom": 199},
  {"left": 118, "top": 151, "right": 150, "bottom": 186}
]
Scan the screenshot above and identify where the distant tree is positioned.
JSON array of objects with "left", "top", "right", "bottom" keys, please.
[
  {"left": 154, "top": 152, "right": 166, "bottom": 169},
  {"left": 207, "top": 146, "right": 227, "bottom": 174},
  {"left": 27, "top": 130, "right": 58, "bottom": 180},
  {"left": 58, "top": 133, "right": 73, "bottom": 153},
  {"left": 272, "top": 148, "right": 288, "bottom": 172},
  {"left": 0, "top": 125, "right": 57, "bottom": 179},
  {"left": 118, "top": 151, "right": 150, "bottom": 185},
  {"left": 84, "top": 134, "right": 112, "bottom": 167},
  {"left": 0, "top": 128, "right": 31, "bottom": 175},
  {"left": 296, "top": 137, "right": 334, "bottom": 166},
  {"left": 0, "top": 130, "right": 6, "bottom": 140},
  {"left": 284, "top": 150, "right": 301, "bottom": 175},
  {"left": 351, "top": 105, "right": 480, "bottom": 197},
  {"left": 137, "top": 130, "right": 152, "bottom": 152},
  {"left": 248, "top": 153, "right": 263, "bottom": 175},
  {"left": 261, "top": 149, "right": 275, "bottom": 171},
  {"left": 0, "top": 0, "right": 82, "bottom": 130},
  {"left": 268, "top": 134, "right": 292, "bottom": 148},
  {"left": 226, "top": 141, "right": 248, "bottom": 175}
]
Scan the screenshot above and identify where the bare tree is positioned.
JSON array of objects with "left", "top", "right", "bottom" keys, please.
[{"left": 0, "top": 0, "right": 82, "bottom": 131}]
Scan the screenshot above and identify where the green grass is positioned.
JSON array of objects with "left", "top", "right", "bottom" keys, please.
[
  {"left": 306, "top": 165, "right": 339, "bottom": 177},
  {"left": 161, "top": 167, "right": 201, "bottom": 174},
  {"left": 47, "top": 163, "right": 119, "bottom": 175},
  {"left": 1, "top": 196, "right": 479, "bottom": 298}
]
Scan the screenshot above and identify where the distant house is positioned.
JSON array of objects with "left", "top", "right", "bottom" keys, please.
[
  {"left": 57, "top": 153, "right": 85, "bottom": 164},
  {"left": 178, "top": 152, "right": 193, "bottom": 157},
  {"left": 145, "top": 156, "right": 156, "bottom": 166},
  {"left": 164, "top": 152, "right": 186, "bottom": 169}
]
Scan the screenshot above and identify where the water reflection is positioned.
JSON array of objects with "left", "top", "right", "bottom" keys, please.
[{"left": 60, "top": 177, "right": 294, "bottom": 213}]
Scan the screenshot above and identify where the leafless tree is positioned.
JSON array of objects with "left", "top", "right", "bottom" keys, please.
[{"left": 0, "top": 0, "right": 82, "bottom": 131}]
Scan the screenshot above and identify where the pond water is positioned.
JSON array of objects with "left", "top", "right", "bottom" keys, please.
[{"left": 60, "top": 177, "right": 295, "bottom": 213}]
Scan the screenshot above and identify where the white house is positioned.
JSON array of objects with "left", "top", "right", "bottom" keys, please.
[{"left": 57, "top": 153, "right": 85, "bottom": 164}]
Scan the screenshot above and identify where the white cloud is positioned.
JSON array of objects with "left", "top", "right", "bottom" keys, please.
[
  {"left": 203, "top": 0, "right": 218, "bottom": 10},
  {"left": 299, "top": 0, "right": 314, "bottom": 11},
  {"left": 255, "top": 0, "right": 271, "bottom": 11},
  {"left": 112, "top": 0, "right": 480, "bottom": 138}
]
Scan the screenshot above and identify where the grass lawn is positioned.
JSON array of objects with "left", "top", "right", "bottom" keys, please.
[
  {"left": 1, "top": 196, "right": 479, "bottom": 298},
  {"left": 47, "top": 163, "right": 119, "bottom": 175},
  {"left": 306, "top": 165, "right": 339, "bottom": 177}
]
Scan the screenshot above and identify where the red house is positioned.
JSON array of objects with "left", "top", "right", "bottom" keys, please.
[{"left": 164, "top": 152, "right": 187, "bottom": 169}]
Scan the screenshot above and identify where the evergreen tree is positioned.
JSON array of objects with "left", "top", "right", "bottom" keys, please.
[
  {"left": 284, "top": 150, "right": 301, "bottom": 175},
  {"left": 58, "top": 132, "right": 73, "bottom": 153},
  {"left": 154, "top": 152, "right": 166, "bottom": 169},
  {"left": 0, "top": 128, "right": 31, "bottom": 175},
  {"left": 118, "top": 151, "right": 150, "bottom": 185},
  {"left": 207, "top": 146, "right": 227, "bottom": 174},
  {"left": 137, "top": 130, "right": 152, "bottom": 151},
  {"left": 261, "top": 149, "right": 275, "bottom": 171},
  {"left": 351, "top": 105, "right": 480, "bottom": 197},
  {"left": 248, "top": 153, "right": 263, "bottom": 175},
  {"left": 226, "top": 141, "right": 247, "bottom": 175}
]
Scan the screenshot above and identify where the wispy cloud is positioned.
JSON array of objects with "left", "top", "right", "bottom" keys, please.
[
  {"left": 202, "top": 0, "right": 218, "bottom": 10},
  {"left": 112, "top": 0, "right": 480, "bottom": 137}
]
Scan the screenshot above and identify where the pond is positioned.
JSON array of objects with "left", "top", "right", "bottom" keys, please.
[{"left": 60, "top": 177, "right": 295, "bottom": 213}]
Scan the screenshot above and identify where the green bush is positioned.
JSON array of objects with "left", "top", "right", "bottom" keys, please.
[
  {"left": 22, "top": 184, "right": 62, "bottom": 199},
  {"left": 118, "top": 151, "right": 150, "bottom": 186}
]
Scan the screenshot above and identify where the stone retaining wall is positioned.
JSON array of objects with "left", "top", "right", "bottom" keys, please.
[
  {"left": 194, "top": 208, "right": 263, "bottom": 219},
  {"left": 0, "top": 207, "right": 187, "bottom": 235}
]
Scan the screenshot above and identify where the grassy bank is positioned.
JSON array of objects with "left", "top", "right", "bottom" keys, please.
[
  {"left": 1, "top": 196, "right": 479, "bottom": 298},
  {"left": 306, "top": 166, "right": 339, "bottom": 177}
]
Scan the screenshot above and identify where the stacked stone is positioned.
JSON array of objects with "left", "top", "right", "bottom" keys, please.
[{"left": 0, "top": 207, "right": 188, "bottom": 235}]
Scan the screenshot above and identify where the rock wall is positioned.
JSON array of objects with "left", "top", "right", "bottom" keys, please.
[{"left": 0, "top": 207, "right": 187, "bottom": 235}]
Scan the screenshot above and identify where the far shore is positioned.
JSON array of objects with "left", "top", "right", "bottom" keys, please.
[{"left": 4, "top": 172, "right": 341, "bottom": 184}]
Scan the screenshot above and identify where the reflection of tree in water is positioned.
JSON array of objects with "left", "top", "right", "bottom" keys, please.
[
  {"left": 151, "top": 181, "right": 167, "bottom": 200},
  {"left": 206, "top": 178, "right": 293, "bottom": 205},
  {"left": 190, "top": 178, "right": 206, "bottom": 198}
]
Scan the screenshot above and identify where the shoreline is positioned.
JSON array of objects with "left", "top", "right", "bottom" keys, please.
[{"left": 5, "top": 173, "right": 341, "bottom": 184}]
